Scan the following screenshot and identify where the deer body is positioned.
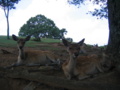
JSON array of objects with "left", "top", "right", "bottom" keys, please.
[
  {"left": 62, "top": 56, "right": 79, "bottom": 79},
  {"left": 12, "top": 34, "right": 59, "bottom": 66},
  {"left": 17, "top": 50, "right": 58, "bottom": 66},
  {"left": 62, "top": 39, "right": 111, "bottom": 80}
]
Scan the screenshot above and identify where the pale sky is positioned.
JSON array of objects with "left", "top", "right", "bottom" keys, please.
[{"left": 0, "top": 0, "right": 109, "bottom": 46}]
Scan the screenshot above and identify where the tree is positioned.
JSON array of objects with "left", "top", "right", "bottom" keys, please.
[
  {"left": 68, "top": 0, "right": 120, "bottom": 65},
  {"left": 0, "top": 0, "right": 21, "bottom": 39},
  {"left": 60, "top": 28, "right": 67, "bottom": 38},
  {"left": 107, "top": 0, "right": 120, "bottom": 62},
  {"left": 19, "top": 14, "right": 67, "bottom": 39}
]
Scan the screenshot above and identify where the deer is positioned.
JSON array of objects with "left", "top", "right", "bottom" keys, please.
[
  {"left": 10, "top": 34, "right": 60, "bottom": 67},
  {"left": 62, "top": 38, "right": 112, "bottom": 80}
]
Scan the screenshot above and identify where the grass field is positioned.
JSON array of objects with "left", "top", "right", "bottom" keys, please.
[{"left": 0, "top": 35, "right": 61, "bottom": 48}]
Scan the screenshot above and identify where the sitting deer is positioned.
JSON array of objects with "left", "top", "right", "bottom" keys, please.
[
  {"left": 11, "top": 34, "right": 60, "bottom": 67},
  {"left": 62, "top": 39, "right": 112, "bottom": 80}
]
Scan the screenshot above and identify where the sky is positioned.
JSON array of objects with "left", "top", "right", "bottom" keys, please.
[{"left": 0, "top": 0, "right": 109, "bottom": 46}]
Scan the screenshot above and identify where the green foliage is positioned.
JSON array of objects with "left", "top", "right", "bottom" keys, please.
[
  {"left": 68, "top": 0, "right": 108, "bottom": 19},
  {"left": 0, "top": 0, "right": 20, "bottom": 10},
  {"left": 68, "top": 0, "right": 84, "bottom": 6},
  {"left": 19, "top": 14, "right": 67, "bottom": 39},
  {"left": 88, "top": 0, "right": 108, "bottom": 19},
  {"left": 60, "top": 28, "right": 67, "bottom": 38}
]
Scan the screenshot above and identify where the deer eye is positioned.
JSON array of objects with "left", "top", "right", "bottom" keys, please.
[
  {"left": 69, "top": 47, "right": 72, "bottom": 50},
  {"left": 22, "top": 41, "right": 25, "bottom": 44},
  {"left": 17, "top": 41, "right": 20, "bottom": 43},
  {"left": 77, "top": 47, "right": 80, "bottom": 50}
]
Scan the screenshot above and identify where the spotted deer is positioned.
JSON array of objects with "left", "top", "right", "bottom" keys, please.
[
  {"left": 11, "top": 34, "right": 59, "bottom": 67},
  {"left": 62, "top": 39, "right": 112, "bottom": 80}
]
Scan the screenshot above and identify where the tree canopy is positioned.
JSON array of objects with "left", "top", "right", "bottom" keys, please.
[
  {"left": 0, "top": 0, "right": 20, "bottom": 9},
  {"left": 68, "top": 0, "right": 108, "bottom": 19},
  {"left": 19, "top": 14, "right": 67, "bottom": 39}
]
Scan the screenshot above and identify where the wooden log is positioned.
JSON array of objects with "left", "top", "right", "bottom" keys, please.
[{"left": 4, "top": 69, "right": 120, "bottom": 90}]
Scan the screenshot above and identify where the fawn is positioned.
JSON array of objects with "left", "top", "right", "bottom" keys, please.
[
  {"left": 11, "top": 34, "right": 59, "bottom": 67},
  {"left": 62, "top": 39, "right": 112, "bottom": 80}
]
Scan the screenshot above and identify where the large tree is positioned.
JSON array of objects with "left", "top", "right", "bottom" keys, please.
[
  {"left": 19, "top": 14, "right": 67, "bottom": 39},
  {"left": 68, "top": 0, "right": 120, "bottom": 65},
  {"left": 107, "top": 0, "right": 120, "bottom": 63}
]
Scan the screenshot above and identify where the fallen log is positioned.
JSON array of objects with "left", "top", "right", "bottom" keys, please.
[
  {"left": 4, "top": 63, "right": 61, "bottom": 70},
  {"left": 2, "top": 69, "right": 120, "bottom": 90}
]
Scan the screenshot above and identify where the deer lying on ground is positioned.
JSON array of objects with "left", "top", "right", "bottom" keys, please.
[
  {"left": 62, "top": 39, "right": 112, "bottom": 80},
  {"left": 10, "top": 34, "right": 60, "bottom": 67}
]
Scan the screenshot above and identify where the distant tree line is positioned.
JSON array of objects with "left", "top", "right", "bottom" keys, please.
[{"left": 19, "top": 14, "right": 67, "bottom": 40}]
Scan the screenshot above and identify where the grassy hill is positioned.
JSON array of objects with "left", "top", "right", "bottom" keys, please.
[{"left": 0, "top": 35, "right": 61, "bottom": 48}]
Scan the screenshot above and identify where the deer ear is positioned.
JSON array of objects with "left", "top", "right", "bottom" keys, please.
[
  {"left": 25, "top": 35, "right": 31, "bottom": 41},
  {"left": 12, "top": 34, "right": 18, "bottom": 41},
  {"left": 78, "top": 38, "right": 85, "bottom": 46},
  {"left": 62, "top": 39, "right": 70, "bottom": 47}
]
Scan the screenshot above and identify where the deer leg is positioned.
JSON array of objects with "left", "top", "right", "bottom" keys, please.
[
  {"left": 63, "top": 70, "right": 72, "bottom": 80},
  {"left": 78, "top": 73, "right": 90, "bottom": 80},
  {"left": 96, "top": 64, "right": 104, "bottom": 73},
  {"left": 4, "top": 63, "right": 24, "bottom": 69}
]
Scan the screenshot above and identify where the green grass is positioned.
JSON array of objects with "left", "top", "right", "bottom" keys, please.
[
  {"left": 41, "top": 38, "right": 61, "bottom": 43},
  {"left": 0, "top": 35, "right": 61, "bottom": 48},
  {"left": 0, "top": 36, "right": 16, "bottom": 47}
]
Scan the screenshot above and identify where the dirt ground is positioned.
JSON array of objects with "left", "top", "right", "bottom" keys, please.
[{"left": 0, "top": 42, "right": 120, "bottom": 90}]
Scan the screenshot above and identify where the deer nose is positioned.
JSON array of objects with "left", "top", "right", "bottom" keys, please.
[
  {"left": 74, "top": 52, "right": 79, "bottom": 57},
  {"left": 19, "top": 46, "right": 23, "bottom": 49}
]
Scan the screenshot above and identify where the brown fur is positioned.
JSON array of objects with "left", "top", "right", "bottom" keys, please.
[
  {"left": 62, "top": 39, "right": 111, "bottom": 80},
  {"left": 17, "top": 50, "right": 59, "bottom": 65},
  {"left": 12, "top": 34, "right": 59, "bottom": 66}
]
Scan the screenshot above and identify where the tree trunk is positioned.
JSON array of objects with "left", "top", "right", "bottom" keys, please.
[
  {"left": 6, "top": 15, "right": 10, "bottom": 39},
  {"left": 3, "top": 0, "right": 10, "bottom": 40},
  {"left": 107, "top": 0, "right": 120, "bottom": 64}
]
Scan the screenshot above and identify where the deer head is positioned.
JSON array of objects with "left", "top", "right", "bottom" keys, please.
[
  {"left": 62, "top": 38, "right": 85, "bottom": 58},
  {"left": 12, "top": 34, "right": 31, "bottom": 50}
]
